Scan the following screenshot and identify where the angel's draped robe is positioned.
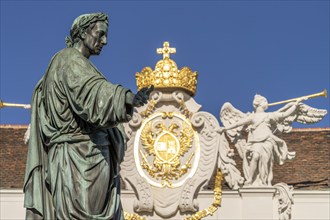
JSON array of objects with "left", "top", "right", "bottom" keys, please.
[
  {"left": 245, "top": 113, "right": 295, "bottom": 186},
  {"left": 23, "top": 48, "right": 133, "bottom": 220}
]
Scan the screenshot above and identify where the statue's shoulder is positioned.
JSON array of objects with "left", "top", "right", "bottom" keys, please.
[
  {"left": 57, "top": 48, "right": 82, "bottom": 58},
  {"left": 53, "top": 48, "right": 87, "bottom": 67}
]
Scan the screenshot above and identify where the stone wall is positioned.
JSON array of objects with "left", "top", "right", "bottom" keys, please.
[
  {"left": 0, "top": 125, "right": 329, "bottom": 190},
  {"left": 0, "top": 125, "right": 28, "bottom": 189},
  {"left": 273, "top": 129, "right": 329, "bottom": 189},
  {"left": 2, "top": 189, "right": 330, "bottom": 220}
]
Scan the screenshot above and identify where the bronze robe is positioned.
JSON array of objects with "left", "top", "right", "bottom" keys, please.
[{"left": 23, "top": 48, "right": 133, "bottom": 220}]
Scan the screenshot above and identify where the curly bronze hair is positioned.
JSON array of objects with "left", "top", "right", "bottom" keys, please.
[{"left": 65, "top": 13, "right": 108, "bottom": 48}]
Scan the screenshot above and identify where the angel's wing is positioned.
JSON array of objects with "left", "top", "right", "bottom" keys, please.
[
  {"left": 296, "top": 103, "right": 327, "bottom": 124},
  {"left": 24, "top": 124, "right": 31, "bottom": 144},
  {"left": 220, "top": 102, "right": 248, "bottom": 158},
  {"left": 275, "top": 103, "right": 328, "bottom": 133}
]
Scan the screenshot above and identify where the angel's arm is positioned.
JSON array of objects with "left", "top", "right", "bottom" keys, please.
[
  {"left": 275, "top": 96, "right": 307, "bottom": 121},
  {"left": 277, "top": 103, "right": 298, "bottom": 119},
  {"left": 224, "top": 116, "right": 252, "bottom": 131}
]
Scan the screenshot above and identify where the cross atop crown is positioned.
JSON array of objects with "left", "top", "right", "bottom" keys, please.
[{"left": 157, "top": 42, "right": 176, "bottom": 59}]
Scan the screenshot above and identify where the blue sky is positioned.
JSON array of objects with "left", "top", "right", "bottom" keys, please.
[{"left": 0, "top": 0, "right": 329, "bottom": 128}]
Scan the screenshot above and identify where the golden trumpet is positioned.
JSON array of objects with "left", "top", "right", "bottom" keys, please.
[
  {"left": 268, "top": 89, "right": 327, "bottom": 107},
  {"left": 0, "top": 99, "right": 30, "bottom": 109}
]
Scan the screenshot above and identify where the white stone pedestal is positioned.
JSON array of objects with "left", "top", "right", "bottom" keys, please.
[{"left": 239, "top": 188, "right": 277, "bottom": 220}]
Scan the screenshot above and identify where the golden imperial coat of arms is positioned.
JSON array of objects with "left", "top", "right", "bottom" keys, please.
[
  {"left": 137, "top": 112, "right": 199, "bottom": 188},
  {"left": 121, "top": 42, "right": 244, "bottom": 219}
]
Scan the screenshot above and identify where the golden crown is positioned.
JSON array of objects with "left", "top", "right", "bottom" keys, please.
[{"left": 136, "top": 42, "right": 198, "bottom": 96}]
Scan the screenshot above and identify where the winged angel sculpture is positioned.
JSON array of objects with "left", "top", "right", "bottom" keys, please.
[{"left": 219, "top": 93, "right": 327, "bottom": 187}]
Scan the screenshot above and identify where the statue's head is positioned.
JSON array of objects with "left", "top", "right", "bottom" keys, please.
[
  {"left": 66, "top": 13, "right": 108, "bottom": 56},
  {"left": 253, "top": 94, "right": 268, "bottom": 111}
]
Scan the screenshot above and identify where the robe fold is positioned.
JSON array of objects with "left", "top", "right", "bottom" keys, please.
[{"left": 23, "top": 48, "right": 133, "bottom": 220}]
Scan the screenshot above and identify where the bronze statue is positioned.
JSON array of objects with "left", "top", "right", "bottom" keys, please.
[{"left": 23, "top": 13, "right": 152, "bottom": 220}]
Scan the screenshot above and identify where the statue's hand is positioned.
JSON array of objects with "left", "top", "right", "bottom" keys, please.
[
  {"left": 133, "top": 85, "right": 154, "bottom": 107},
  {"left": 295, "top": 96, "right": 308, "bottom": 105},
  {"left": 216, "top": 127, "right": 226, "bottom": 134}
]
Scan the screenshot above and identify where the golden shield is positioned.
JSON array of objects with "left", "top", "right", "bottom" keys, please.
[
  {"left": 154, "top": 131, "right": 180, "bottom": 163},
  {"left": 134, "top": 112, "right": 200, "bottom": 188}
]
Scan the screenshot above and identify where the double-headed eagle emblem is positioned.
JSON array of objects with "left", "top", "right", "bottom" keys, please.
[{"left": 138, "top": 113, "right": 196, "bottom": 187}]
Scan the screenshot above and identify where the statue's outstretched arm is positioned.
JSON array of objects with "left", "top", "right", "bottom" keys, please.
[
  {"left": 224, "top": 116, "right": 251, "bottom": 131},
  {"left": 278, "top": 96, "right": 308, "bottom": 120}
]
